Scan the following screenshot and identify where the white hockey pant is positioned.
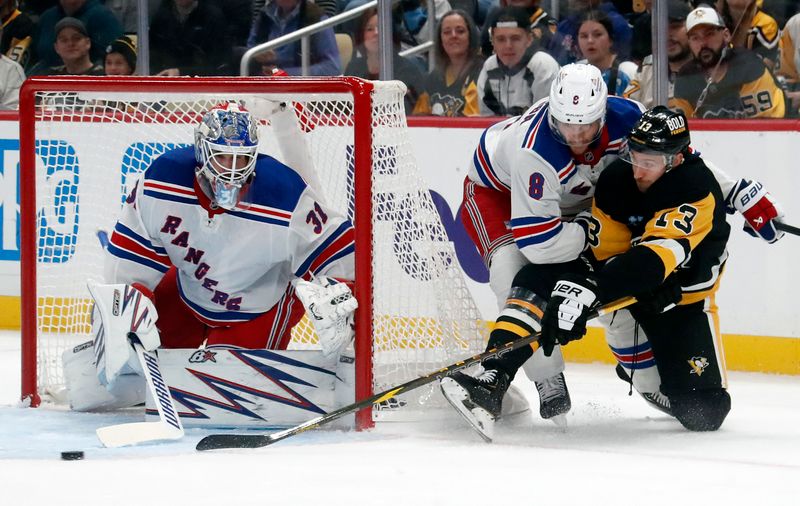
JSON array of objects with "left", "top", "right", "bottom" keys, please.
[{"left": 489, "top": 244, "right": 565, "bottom": 382}]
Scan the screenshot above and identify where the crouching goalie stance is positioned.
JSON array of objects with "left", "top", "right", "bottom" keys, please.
[
  {"left": 442, "top": 107, "right": 737, "bottom": 439},
  {"left": 64, "top": 102, "right": 357, "bottom": 412}
]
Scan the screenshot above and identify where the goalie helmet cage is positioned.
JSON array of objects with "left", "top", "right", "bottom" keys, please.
[{"left": 19, "top": 76, "right": 488, "bottom": 430}]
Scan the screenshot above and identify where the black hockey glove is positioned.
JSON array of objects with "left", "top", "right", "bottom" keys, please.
[
  {"left": 633, "top": 275, "right": 682, "bottom": 315},
  {"left": 541, "top": 274, "right": 599, "bottom": 357}
]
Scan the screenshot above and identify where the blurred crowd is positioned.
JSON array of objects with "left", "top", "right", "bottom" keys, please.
[{"left": 1, "top": 0, "right": 800, "bottom": 117}]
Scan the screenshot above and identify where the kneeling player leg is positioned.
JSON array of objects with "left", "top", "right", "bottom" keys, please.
[
  {"left": 602, "top": 309, "right": 662, "bottom": 394},
  {"left": 639, "top": 299, "right": 729, "bottom": 431},
  {"left": 670, "top": 388, "right": 731, "bottom": 431}
]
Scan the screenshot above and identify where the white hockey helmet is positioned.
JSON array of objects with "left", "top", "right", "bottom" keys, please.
[
  {"left": 194, "top": 102, "right": 259, "bottom": 210},
  {"left": 548, "top": 63, "right": 608, "bottom": 145}
]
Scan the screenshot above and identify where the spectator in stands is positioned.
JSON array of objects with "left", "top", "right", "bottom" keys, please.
[
  {"left": 476, "top": 6, "right": 559, "bottom": 116},
  {"left": 40, "top": 16, "right": 103, "bottom": 75},
  {"left": 1, "top": 0, "right": 35, "bottom": 68},
  {"left": 576, "top": 10, "right": 636, "bottom": 96},
  {"left": 624, "top": 0, "right": 693, "bottom": 109},
  {"left": 777, "top": 12, "right": 800, "bottom": 115},
  {"left": 30, "top": 0, "right": 122, "bottom": 72},
  {"left": 670, "top": 5, "right": 784, "bottom": 118},
  {"left": 414, "top": 9, "right": 484, "bottom": 116},
  {"left": 719, "top": 0, "right": 779, "bottom": 69},
  {"left": 247, "top": 0, "right": 340, "bottom": 76},
  {"left": 345, "top": 6, "right": 423, "bottom": 113},
  {"left": 555, "top": 0, "right": 632, "bottom": 64},
  {"left": 150, "top": 0, "right": 231, "bottom": 76},
  {"left": 103, "top": 35, "right": 135, "bottom": 75},
  {"left": 479, "top": 0, "right": 560, "bottom": 59},
  {"left": 0, "top": 23, "right": 24, "bottom": 109}
]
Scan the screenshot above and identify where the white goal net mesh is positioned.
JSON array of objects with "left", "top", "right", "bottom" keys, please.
[{"left": 25, "top": 78, "right": 488, "bottom": 416}]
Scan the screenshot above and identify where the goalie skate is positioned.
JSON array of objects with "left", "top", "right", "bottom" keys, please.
[{"left": 440, "top": 369, "right": 509, "bottom": 442}]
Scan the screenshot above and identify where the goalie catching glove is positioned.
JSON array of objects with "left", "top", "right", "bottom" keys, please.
[
  {"left": 88, "top": 281, "right": 161, "bottom": 388},
  {"left": 540, "top": 274, "right": 599, "bottom": 357},
  {"left": 293, "top": 277, "right": 358, "bottom": 358},
  {"left": 727, "top": 179, "right": 784, "bottom": 244}
]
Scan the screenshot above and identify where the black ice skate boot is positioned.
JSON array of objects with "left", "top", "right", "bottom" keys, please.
[
  {"left": 535, "top": 372, "right": 571, "bottom": 427},
  {"left": 440, "top": 369, "right": 510, "bottom": 442},
  {"left": 615, "top": 363, "right": 673, "bottom": 416}
]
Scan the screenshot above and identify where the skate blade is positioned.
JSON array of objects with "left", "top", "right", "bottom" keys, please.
[
  {"left": 440, "top": 378, "right": 495, "bottom": 443},
  {"left": 549, "top": 414, "right": 568, "bottom": 430}
]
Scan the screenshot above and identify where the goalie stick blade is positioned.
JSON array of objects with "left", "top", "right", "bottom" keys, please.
[
  {"left": 195, "top": 433, "right": 277, "bottom": 451},
  {"left": 97, "top": 421, "right": 184, "bottom": 448}
]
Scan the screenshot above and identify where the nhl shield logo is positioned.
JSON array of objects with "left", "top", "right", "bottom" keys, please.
[{"left": 688, "top": 356, "right": 709, "bottom": 376}]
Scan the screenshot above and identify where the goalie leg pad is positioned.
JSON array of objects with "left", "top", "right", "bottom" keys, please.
[{"left": 63, "top": 341, "right": 145, "bottom": 411}]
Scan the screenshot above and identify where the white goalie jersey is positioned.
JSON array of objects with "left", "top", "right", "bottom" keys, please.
[{"left": 105, "top": 147, "right": 355, "bottom": 326}]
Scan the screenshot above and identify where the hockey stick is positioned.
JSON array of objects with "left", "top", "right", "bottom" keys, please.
[
  {"left": 96, "top": 336, "right": 184, "bottom": 448},
  {"left": 195, "top": 296, "right": 636, "bottom": 451},
  {"left": 776, "top": 222, "right": 800, "bottom": 236}
]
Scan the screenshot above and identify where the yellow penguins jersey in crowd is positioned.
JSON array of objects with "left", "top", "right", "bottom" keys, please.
[
  {"left": 587, "top": 153, "right": 730, "bottom": 305},
  {"left": 1, "top": 8, "right": 33, "bottom": 67},
  {"left": 670, "top": 48, "right": 784, "bottom": 118},
  {"left": 742, "top": 9, "right": 780, "bottom": 65},
  {"left": 778, "top": 13, "right": 800, "bottom": 83},
  {"left": 413, "top": 60, "right": 482, "bottom": 117}
]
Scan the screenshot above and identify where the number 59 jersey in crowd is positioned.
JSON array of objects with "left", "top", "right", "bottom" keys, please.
[
  {"left": 467, "top": 96, "right": 645, "bottom": 264},
  {"left": 105, "top": 147, "right": 354, "bottom": 326}
]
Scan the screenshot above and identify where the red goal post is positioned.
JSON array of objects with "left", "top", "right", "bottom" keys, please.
[{"left": 18, "top": 76, "right": 488, "bottom": 429}]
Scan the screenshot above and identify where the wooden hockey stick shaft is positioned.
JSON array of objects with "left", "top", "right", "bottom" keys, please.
[
  {"left": 195, "top": 296, "right": 636, "bottom": 451},
  {"left": 776, "top": 222, "right": 800, "bottom": 236}
]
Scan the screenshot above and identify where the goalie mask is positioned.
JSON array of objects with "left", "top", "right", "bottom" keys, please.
[
  {"left": 195, "top": 102, "right": 259, "bottom": 210},
  {"left": 548, "top": 63, "right": 608, "bottom": 147}
]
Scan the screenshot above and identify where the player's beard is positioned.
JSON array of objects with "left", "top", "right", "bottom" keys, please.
[{"left": 695, "top": 46, "right": 723, "bottom": 69}]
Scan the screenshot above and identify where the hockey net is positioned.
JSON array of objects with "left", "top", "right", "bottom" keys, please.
[{"left": 19, "top": 76, "right": 488, "bottom": 428}]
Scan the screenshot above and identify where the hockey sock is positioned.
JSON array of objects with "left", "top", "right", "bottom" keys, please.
[{"left": 483, "top": 287, "right": 546, "bottom": 376}]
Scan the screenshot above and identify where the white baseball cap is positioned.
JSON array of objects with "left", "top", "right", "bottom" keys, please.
[{"left": 686, "top": 6, "right": 725, "bottom": 33}]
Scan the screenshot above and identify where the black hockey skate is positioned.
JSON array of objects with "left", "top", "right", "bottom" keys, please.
[
  {"left": 440, "top": 369, "right": 510, "bottom": 442},
  {"left": 535, "top": 372, "right": 571, "bottom": 427},
  {"left": 615, "top": 363, "right": 673, "bottom": 416}
]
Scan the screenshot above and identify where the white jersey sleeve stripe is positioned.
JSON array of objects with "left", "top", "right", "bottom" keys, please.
[
  {"left": 510, "top": 216, "right": 563, "bottom": 247},
  {"left": 473, "top": 130, "right": 510, "bottom": 192}
]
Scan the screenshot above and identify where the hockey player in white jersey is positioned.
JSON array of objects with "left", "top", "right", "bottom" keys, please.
[
  {"left": 66, "top": 102, "right": 357, "bottom": 411},
  {"left": 447, "top": 63, "right": 785, "bottom": 438}
]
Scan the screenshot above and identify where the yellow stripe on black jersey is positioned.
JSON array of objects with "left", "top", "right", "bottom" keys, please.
[
  {"left": 640, "top": 192, "right": 715, "bottom": 277},
  {"left": 588, "top": 155, "right": 730, "bottom": 304}
]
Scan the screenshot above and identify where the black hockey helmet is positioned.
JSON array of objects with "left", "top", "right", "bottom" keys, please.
[{"left": 627, "top": 106, "right": 690, "bottom": 156}]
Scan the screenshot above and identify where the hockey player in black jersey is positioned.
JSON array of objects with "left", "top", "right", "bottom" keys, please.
[{"left": 541, "top": 106, "right": 732, "bottom": 432}]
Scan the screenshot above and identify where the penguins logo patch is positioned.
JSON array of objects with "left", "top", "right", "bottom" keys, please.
[{"left": 688, "top": 356, "right": 709, "bottom": 376}]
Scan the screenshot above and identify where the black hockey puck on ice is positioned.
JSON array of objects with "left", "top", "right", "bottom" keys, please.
[{"left": 60, "top": 451, "right": 84, "bottom": 461}]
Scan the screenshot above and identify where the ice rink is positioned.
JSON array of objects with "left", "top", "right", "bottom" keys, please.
[{"left": 0, "top": 330, "right": 797, "bottom": 505}]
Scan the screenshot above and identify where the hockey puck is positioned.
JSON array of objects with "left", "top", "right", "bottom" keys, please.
[{"left": 60, "top": 451, "right": 84, "bottom": 461}]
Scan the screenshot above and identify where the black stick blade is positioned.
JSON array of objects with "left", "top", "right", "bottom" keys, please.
[{"left": 196, "top": 434, "right": 273, "bottom": 451}]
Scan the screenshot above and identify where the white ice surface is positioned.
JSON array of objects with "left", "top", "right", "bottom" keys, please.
[{"left": 0, "top": 331, "right": 797, "bottom": 505}]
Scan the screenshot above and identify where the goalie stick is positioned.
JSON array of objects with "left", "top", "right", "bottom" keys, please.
[
  {"left": 96, "top": 336, "right": 184, "bottom": 448},
  {"left": 195, "top": 297, "right": 636, "bottom": 451}
]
